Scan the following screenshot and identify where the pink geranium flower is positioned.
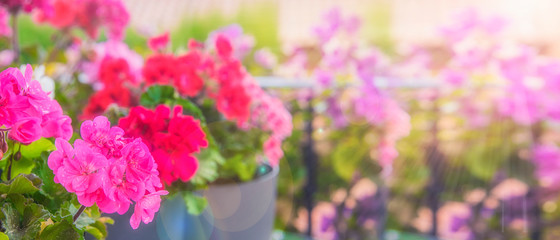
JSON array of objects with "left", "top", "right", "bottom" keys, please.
[
  {"left": 48, "top": 116, "right": 167, "bottom": 229},
  {"left": 130, "top": 190, "right": 168, "bottom": 229},
  {"left": 8, "top": 117, "right": 42, "bottom": 144},
  {"left": 0, "top": 65, "right": 73, "bottom": 143},
  {"left": 61, "top": 139, "right": 108, "bottom": 196}
]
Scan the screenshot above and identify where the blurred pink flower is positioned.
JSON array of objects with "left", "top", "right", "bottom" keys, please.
[
  {"left": 0, "top": 50, "right": 14, "bottom": 66},
  {"left": 254, "top": 48, "right": 277, "bottom": 69},
  {"left": 148, "top": 32, "right": 169, "bottom": 51},
  {"left": 82, "top": 40, "right": 143, "bottom": 88},
  {"left": 350, "top": 178, "right": 377, "bottom": 201},
  {"left": 533, "top": 144, "right": 560, "bottom": 191},
  {"left": 263, "top": 136, "right": 283, "bottom": 166},
  {"left": 35, "top": 0, "right": 129, "bottom": 40},
  {"left": 294, "top": 202, "right": 338, "bottom": 240},
  {"left": 490, "top": 178, "right": 528, "bottom": 200},
  {"left": 207, "top": 24, "right": 255, "bottom": 60},
  {"left": 0, "top": 7, "right": 10, "bottom": 36}
]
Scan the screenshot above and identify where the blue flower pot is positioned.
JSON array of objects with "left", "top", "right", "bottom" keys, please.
[{"left": 157, "top": 166, "right": 279, "bottom": 240}]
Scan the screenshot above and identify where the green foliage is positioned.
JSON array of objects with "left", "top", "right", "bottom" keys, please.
[
  {"left": 191, "top": 148, "right": 225, "bottom": 186},
  {"left": 17, "top": 15, "right": 57, "bottom": 49},
  {"left": 20, "top": 138, "right": 55, "bottom": 159},
  {"left": 0, "top": 174, "right": 41, "bottom": 195},
  {"left": 38, "top": 221, "right": 80, "bottom": 240},
  {"left": 1, "top": 202, "right": 49, "bottom": 240},
  {"left": 140, "top": 85, "right": 177, "bottom": 107},
  {"left": 183, "top": 192, "right": 208, "bottom": 216},
  {"left": 221, "top": 154, "right": 257, "bottom": 182}
]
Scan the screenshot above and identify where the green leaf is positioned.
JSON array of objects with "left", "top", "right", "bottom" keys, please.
[
  {"left": 0, "top": 174, "right": 42, "bottom": 195},
  {"left": 85, "top": 221, "right": 108, "bottom": 239},
  {"left": 73, "top": 212, "right": 95, "bottom": 230},
  {"left": 1, "top": 202, "right": 50, "bottom": 240},
  {"left": 20, "top": 138, "right": 55, "bottom": 159},
  {"left": 191, "top": 149, "right": 225, "bottom": 185},
  {"left": 38, "top": 221, "right": 80, "bottom": 240},
  {"left": 176, "top": 98, "right": 206, "bottom": 122},
  {"left": 33, "top": 156, "right": 72, "bottom": 213},
  {"left": 183, "top": 192, "right": 208, "bottom": 215},
  {"left": 9, "top": 157, "right": 36, "bottom": 178},
  {"left": 140, "top": 85, "right": 176, "bottom": 107},
  {"left": 0, "top": 232, "right": 8, "bottom": 240},
  {"left": 222, "top": 155, "right": 257, "bottom": 182}
]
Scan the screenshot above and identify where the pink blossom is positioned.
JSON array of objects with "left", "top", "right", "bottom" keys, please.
[
  {"left": 263, "top": 136, "right": 283, "bottom": 166},
  {"left": 41, "top": 110, "right": 73, "bottom": 140},
  {"left": 121, "top": 138, "right": 154, "bottom": 183},
  {"left": 0, "top": 7, "right": 10, "bottom": 37},
  {"left": 254, "top": 48, "right": 277, "bottom": 69},
  {"left": 313, "top": 69, "right": 334, "bottom": 88},
  {"left": 48, "top": 138, "right": 74, "bottom": 183},
  {"left": 34, "top": 0, "right": 129, "bottom": 40},
  {"left": 80, "top": 116, "right": 125, "bottom": 156},
  {"left": 8, "top": 117, "right": 42, "bottom": 144},
  {"left": 0, "top": 0, "right": 52, "bottom": 13},
  {"left": 0, "top": 50, "right": 14, "bottom": 66},
  {"left": 148, "top": 32, "right": 170, "bottom": 51},
  {"left": 533, "top": 144, "right": 560, "bottom": 191},
  {"left": 207, "top": 24, "right": 255, "bottom": 60},
  {"left": 0, "top": 65, "right": 72, "bottom": 141},
  {"left": 103, "top": 163, "right": 137, "bottom": 214},
  {"left": 48, "top": 116, "right": 167, "bottom": 229},
  {"left": 313, "top": 7, "right": 360, "bottom": 43},
  {"left": 60, "top": 139, "right": 108, "bottom": 197},
  {"left": 82, "top": 40, "right": 143, "bottom": 87},
  {"left": 130, "top": 190, "right": 168, "bottom": 229}
]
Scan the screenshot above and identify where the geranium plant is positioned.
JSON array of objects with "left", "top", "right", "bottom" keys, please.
[
  {"left": 92, "top": 31, "right": 294, "bottom": 214},
  {"left": 0, "top": 0, "right": 171, "bottom": 238},
  {"left": 0, "top": 65, "right": 157, "bottom": 239}
]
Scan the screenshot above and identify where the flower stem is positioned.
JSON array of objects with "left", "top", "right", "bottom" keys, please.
[
  {"left": 10, "top": 11, "right": 19, "bottom": 64},
  {"left": 6, "top": 141, "right": 14, "bottom": 181},
  {"left": 73, "top": 205, "right": 86, "bottom": 222}
]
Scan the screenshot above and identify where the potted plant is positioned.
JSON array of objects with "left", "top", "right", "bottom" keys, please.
[
  {"left": 110, "top": 31, "right": 292, "bottom": 240},
  {"left": 0, "top": 63, "right": 169, "bottom": 239}
]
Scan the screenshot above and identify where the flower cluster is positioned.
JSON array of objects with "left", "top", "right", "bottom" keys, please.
[
  {"left": 207, "top": 24, "right": 255, "bottom": 61},
  {"left": 142, "top": 50, "right": 206, "bottom": 98},
  {"left": 142, "top": 36, "right": 253, "bottom": 125},
  {"left": 294, "top": 178, "right": 384, "bottom": 240},
  {"left": 532, "top": 144, "right": 560, "bottom": 192},
  {"left": 34, "top": 0, "right": 129, "bottom": 40},
  {"left": 118, "top": 105, "right": 208, "bottom": 185},
  {"left": 48, "top": 116, "right": 167, "bottom": 229},
  {"left": 246, "top": 81, "right": 292, "bottom": 165},
  {"left": 0, "top": 0, "right": 51, "bottom": 14},
  {"left": 82, "top": 41, "right": 142, "bottom": 119},
  {"left": 434, "top": 9, "right": 560, "bottom": 127},
  {"left": 210, "top": 36, "right": 253, "bottom": 125},
  {"left": 277, "top": 8, "right": 410, "bottom": 174},
  {"left": 0, "top": 65, "right": 72, "bottom": 144}
]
